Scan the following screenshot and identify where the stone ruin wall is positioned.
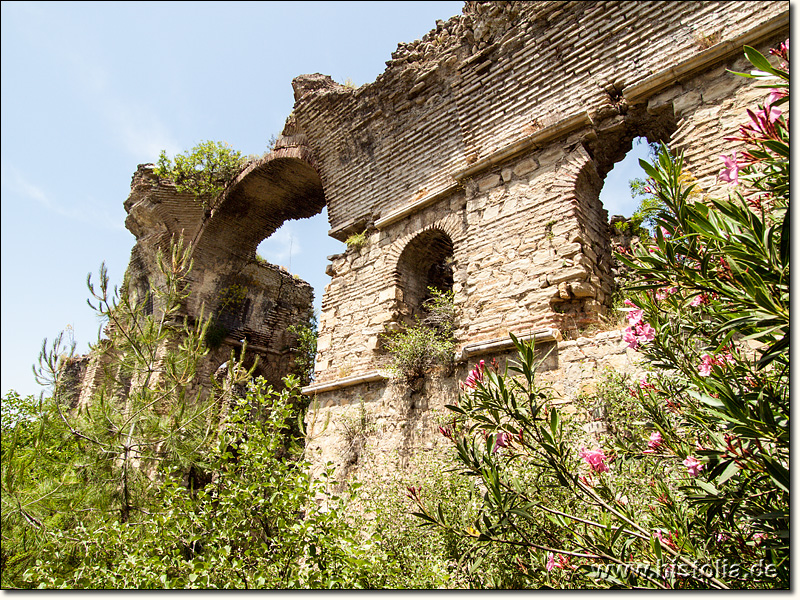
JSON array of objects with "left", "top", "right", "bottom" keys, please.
[
  {"left": 294, "top": 1, "right": 788, "bottom": 477},
  {"left": 70, "top": 151, "right": 321, "bottom": 408},
  {"left": 65, "top": 0, "right": 788, "bottom": 478}
]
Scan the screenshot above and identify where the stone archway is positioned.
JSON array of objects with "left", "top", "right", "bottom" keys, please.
[{"left": 394, "top": 228, "right": 455, "bottom": 323}]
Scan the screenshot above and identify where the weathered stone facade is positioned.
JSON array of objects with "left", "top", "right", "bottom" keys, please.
[
  {"left": 71, "top": 144, "right": 323, "bottom": 406},
  {"left": 295, "top": 1, "right": 788, "bottom": 476},
  {"left": 70, "top": 1, "right": 789, "bottom": 478}
]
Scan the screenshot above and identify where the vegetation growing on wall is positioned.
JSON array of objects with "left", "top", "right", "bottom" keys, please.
[
  {"left": 154, "top": 141, "right": 247, "bottom": 209},
  {"left": 287, "top": 314, "right": 318, "bottom": 387},
  {"left": 383, "top": 288, "right": 456, "bottom": 382}
]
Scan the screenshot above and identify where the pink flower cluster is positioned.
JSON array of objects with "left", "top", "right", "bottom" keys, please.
[
  {"left": 689, "top": 293, "right": 713, "bottom": 307},
  {"left": 579, "top": 447, "right": 609, "bottom": 473},
  {"left": 462, "top": 360, "right": 485, "bottom": 389},
  {"left": 546, "top": 552, "right": 573, "bottom": 572},
  {"left": 719, "top": 151, "right": 741, "bottom": 185},
  {"left": 655, "top": 286, "right": 678, "bottom": 301},
  {"left": 769, "top": 39, "right": 789, "bottom": 63},
  {"left": 643, "top": 431, "right": 663, "bottom": 454},
  {"left": 697, "top": 352, "right": 733, "bottom": 376},
  {"left": 622, "top": 300, "right": 655, "bottom": 350},
  {"left": 683, "top": 456, "right": 703, "bottom": 477}
]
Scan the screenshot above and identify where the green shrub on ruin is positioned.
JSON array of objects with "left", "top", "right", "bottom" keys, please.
[
  {"left": 154, "top": 140, "right": 246, "bottom": 208},
  {"left": 383, "top": 288, "right": 456, "bottom": 382}
]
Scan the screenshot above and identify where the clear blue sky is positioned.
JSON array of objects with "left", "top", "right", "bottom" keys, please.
[{"left": 1, "top": 1, "right": 644, "bottom": 400}]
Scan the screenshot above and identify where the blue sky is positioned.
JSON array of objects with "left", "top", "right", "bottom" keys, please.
[{"left": 1, "top": 1, "right": 644, "bottom": 399}]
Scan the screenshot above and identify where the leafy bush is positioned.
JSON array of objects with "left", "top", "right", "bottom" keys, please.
[
  {"left": 345, "top": 230, "right": 367, "bottom": 251},
  {"left": 383, "top": 288, "right": 456, "bottom": 382},
  {"left": 287, "top": 314, "right": 318, "bottom": 386},
  {"left": 17, "top": 378, "right": 393, "bottom": 588},
  {"left": 154, "top": 140, "right": 246, "bottom": 208}
]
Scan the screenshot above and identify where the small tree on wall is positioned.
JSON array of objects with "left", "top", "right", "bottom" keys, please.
[
  {"left": 383, "top": 287, "right": 456, "bottom": 382},
  {"left": 154, "top": 141, "right": 247, "bottom": 210}
]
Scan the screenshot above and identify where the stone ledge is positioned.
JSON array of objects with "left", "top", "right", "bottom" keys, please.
[
  {"left": 623, "top": 12, "right": 789, "bottom": 103},
  {"left": 457, "top": 328, "right": 561, "bottom": 362},
  {"left": 375, "top": 182, "right": 462, "bottom": 230},
  {"left": 301, "top": 370, "right": 388, "bottom": 396},
  {"left": 452, "top": 111, "right": 593, "bottom": 182}
]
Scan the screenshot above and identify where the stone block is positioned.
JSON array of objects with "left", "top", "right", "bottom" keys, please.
[
  {"left": 701, "top": 76, "right": 741, "bottom": 104},
  {"left": 317, "top": 333, "right": 333, "bottom": 352},
  {"left": 378, "top": 287, "right": 402, "bottom": 303},
  {"left": 513, "top": 157, "right": 538, "bottom": 177},
  {"left": 477, "top": 173, "right": 501, "bottom": 192},
  {"left": 569, "top": 282, "right": 595, "bottom": 298},
  {"left": 547, "top": 267, "right": 588, "bottom": 286},
  {"left": 558, "top": 242, "right": 583, "bottom": 257},
  {"left": 647, "top": 84, "right": 682, "bottom": 114},
  {"left": 672, "top": 90, "right": 701, "bottom": 116}
]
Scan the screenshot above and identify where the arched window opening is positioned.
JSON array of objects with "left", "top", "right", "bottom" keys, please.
[
  {"left": 600, "top": 136, "right": 656, "bottom": 227},
  {"left": 395, "top": 229, "right": 455, "bottom": 323},
  {"left": 256, "top": 207, "right": 345, "bottom": 318}
]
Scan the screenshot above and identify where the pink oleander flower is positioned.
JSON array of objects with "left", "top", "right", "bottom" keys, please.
[
  {"left": 755, "top": 104, "right": 782, "bottom": 126},
  {"left": 698, "top": 352, "right": 733, "bottom": 376},
  {"left": 719, "top": 152, "right": 740, "bottom": 185},
  {"left": 769, "top": 39, "right": 789, "bottom": 61},
  {"left": 557, "top": 554, "right": 573, "bottom": 570},
  {"left": 623, "top": 321, "right": 655, "bottom": 349},
  {"left": 637, "top": 323, "right": 656, "bottom": 342},
  {"left": 579, "top": 447, "right": 609, "bottom": 473},
  {"left": 648, "top": 431, "right": 663, "bottom": 450},
  {"left": 716, "top": 533, "right": 730, "bottom": 543},
  {"left": 752, "top": 532, "right": 768, "bottom": 546},
  {"left": 639, "top": 377, "right": 655, "bottom": 391},
  {"left": 767, "top": 88, "right": 788, "bottom": 106},
  {"left": 622, "top": 326, "right": 639, "bottom": 349},
  {"left": 689, "top": 293, "right": 711, "bottom": 307},
  {"left": 626, "top": 308, "right": 643, "bottom": 326},
  {"left": 659, "top": 226, "right": 671, "bottom": 239},
  {"left": 654, "top": 287, "right": 675, "bottom": 301},
  {"left": 493, "top": 431, "right": 511, "bottom": 453},
  {"left": 683, "top": 456, "right": 703, "bottom": 477},
  {"left": 464, "top": 360, "right": 485, "bottom": 389},
  {"left": 546, "top": 552, "right": 555, "bottom": 572},
  {"left": 698, "top": 354, "right": 715, "bottom": 376}
]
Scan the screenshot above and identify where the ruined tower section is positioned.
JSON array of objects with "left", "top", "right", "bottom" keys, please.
[
  {"left": 74, "top": 138, "right": 324, "bottom": 406},
  {"left": 295, "top": 1, "right": 787, "bottom": 472}
]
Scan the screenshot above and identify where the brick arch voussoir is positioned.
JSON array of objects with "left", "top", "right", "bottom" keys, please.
[
  {"left": 384, "top": 211, "right": 463, "bottom": 268},
  {"left": 190, "top": 145, "right": 325, "bottom": 265}
]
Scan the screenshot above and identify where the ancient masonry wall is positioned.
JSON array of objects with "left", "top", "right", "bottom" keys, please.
[
  {"left": 71, "top": 161, "right": 317, "bottom": 406},
  {"left": 296, "top": 1, "right": 788, "bottom": 476}
]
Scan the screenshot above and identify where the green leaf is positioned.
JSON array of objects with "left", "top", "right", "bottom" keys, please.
[
  {"left": 743, "top": 46, "right": 780, "bottom": 76},
  {"left": 715, "top": 461, "right": 739, "bottom": 486},
  {"left": 763, "top": 458, "right": 789, "bottom": 493}
]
